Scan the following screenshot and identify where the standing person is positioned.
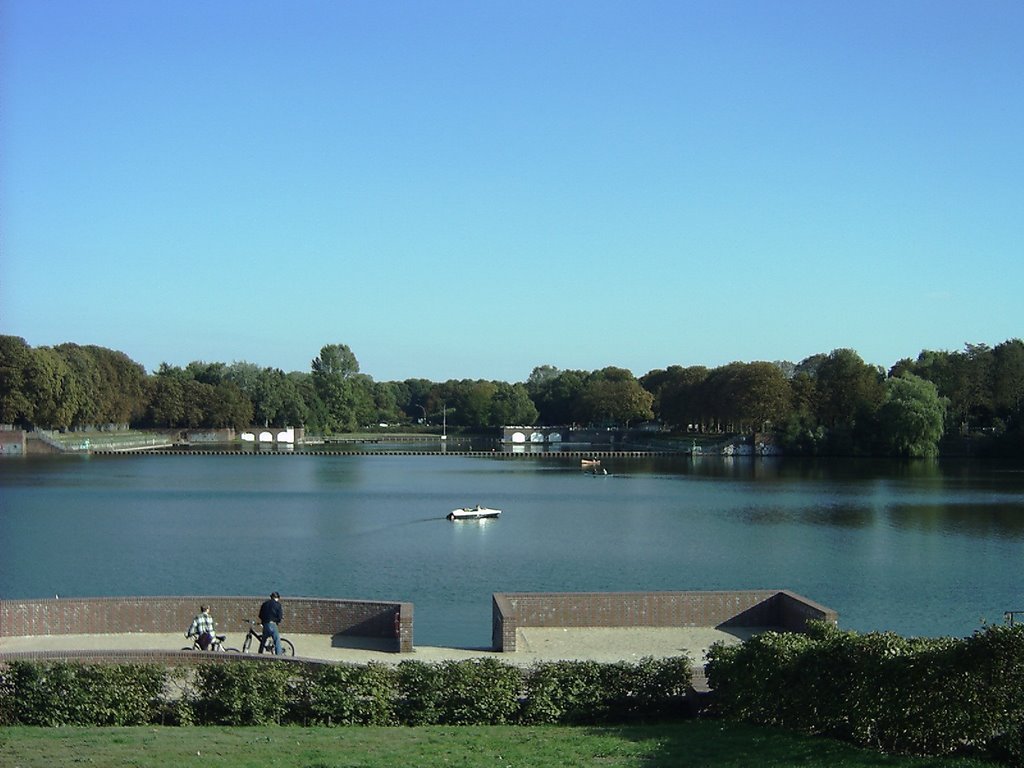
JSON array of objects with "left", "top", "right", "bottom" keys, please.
[
  {"left": 186, "top": 604, "right": 216, "bottom": 650},
  {"left": 258, "top": 591, "right": 283, "bottom": 655}
]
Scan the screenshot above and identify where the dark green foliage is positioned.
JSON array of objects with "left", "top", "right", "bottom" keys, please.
[
  {"left": 394, "top": 660, "right": 443, "bottom": 725},
  {"left": 436, "top": 659, "right": 523, "bottom": 725},
  {"left": 706, "top": 621, "right": 1024, "bottom": 760},
  {"left": 186, "top": 662, "right": 293, "bottom": 725},
  {"left": 297, "top": 662, "right": 398, "bottom": 725},
  {"left": 0, "top": 661, "right": 166, "bottom": 726},
  {"left": 395, "top": 659, "right": 523, "bottom": 725},
  {"left": 521, "top": 660, "right": 611, "bottom": 724},
  {"left": 618, "top": 655, "right": 695, "bottom": 719},
  {"left": 520, "top": 656, "right": 693, "bottom": 725},
  {"left": 0, "top": 656, "right": 694, "bottom": 728}
]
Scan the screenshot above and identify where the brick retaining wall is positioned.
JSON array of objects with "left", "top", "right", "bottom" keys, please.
[
  {"left": 492, "top": 589, "right": 837, "bottom": 651},
  {"left": 0, "top": 596, "right": 414, "bottom": 653}
]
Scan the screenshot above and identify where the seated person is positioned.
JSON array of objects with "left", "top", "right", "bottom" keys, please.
[{"left": 185, "top": 604, "right": 217, "bottom": 649}]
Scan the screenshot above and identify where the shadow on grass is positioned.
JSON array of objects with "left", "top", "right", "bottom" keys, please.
[{"left": 595, "top": 721, "right": 998, "bottom": 768}]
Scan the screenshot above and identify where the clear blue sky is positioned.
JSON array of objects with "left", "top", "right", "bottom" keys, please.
[{"left": 2, "top": 1, "right": 1021, "bottom": 382}]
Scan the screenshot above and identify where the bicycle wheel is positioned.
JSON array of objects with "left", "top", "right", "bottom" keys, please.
[
  {"left": 260, "top": 634, "right": 294, "bottom": 656},
  {"left": 241, "top": 633, "right": 253, "bottom": 653},
  {"left": 222, "top": 647, "right": 240, "bottom": 653}
]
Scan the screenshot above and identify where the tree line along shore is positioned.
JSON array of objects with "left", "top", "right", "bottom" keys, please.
[{"left": 1, "top": 336, "right": 1021, "bottom": 458}]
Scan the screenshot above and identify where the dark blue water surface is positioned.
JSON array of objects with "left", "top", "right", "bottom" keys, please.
[{"left": 1, "top": 454, "right": 1023, "bottom": 647}]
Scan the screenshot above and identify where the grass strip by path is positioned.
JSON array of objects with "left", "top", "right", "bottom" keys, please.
[{"left": 0, "top": 722, "right": 998, "bottom": 768}]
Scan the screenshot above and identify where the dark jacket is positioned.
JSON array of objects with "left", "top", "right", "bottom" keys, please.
[{"left": 259, "top": 598, "right": 283, "bottom": 625}]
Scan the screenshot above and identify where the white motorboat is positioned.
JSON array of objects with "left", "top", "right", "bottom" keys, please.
[{"left": 447, "top": 505, "right": 501, "bottom": 520}]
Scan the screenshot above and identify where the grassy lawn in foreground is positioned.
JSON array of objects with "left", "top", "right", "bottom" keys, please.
[{"left": 0, "top": 723, "right": 999, "bottom": 768}]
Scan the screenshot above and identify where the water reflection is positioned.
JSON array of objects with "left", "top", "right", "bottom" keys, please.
[
  {"left": 888, "top": 503, "right": 1024, "bottom": 538},
  {"left": 741, "top": 503, "right": 876, "bottom": 528}
]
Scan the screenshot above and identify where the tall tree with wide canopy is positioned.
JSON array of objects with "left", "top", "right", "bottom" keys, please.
[
  {"left": 54, "top": 343, "right": 104, "bottom": 427},
  {"left": 143, "top": 372, "right": 186, "bottom": 427},
  {"left": 877, "top": 373, "right": 946, "bottom": 457},
  {"left": 813, "top": 349, "right": 886, "bottom": 431},
  {"left": 490, "top": 382, "right": 539, "bottom": 427},
  {"left": 85, "top": 345, "right": 146, "bottom": 425},
  {"left": 577, "top": 367, "right": 654, "bottom": 427},
  {"left": 645, "top": 365, "right": 709, "bottom": 431},
  {"left": 526, "top": 366, "right": 588, "bottom": 425},
  {"left": 992, "top": 339, "right": 1024, "bottom": 429},
  {"left": 0, "top": 335, "right": 36, "bottom": 425},
  {"left": 311, "top": 344, "right": 363, "bottom": 432},
  {"left": 206, "top": 381, "right": 254, "bottom": 429},
  {"left": 731, "top": 361, "right": 793, "bottom": 432},
  {"left": 26, "top": 347, "right": 82, "bottom": 429},
  {"left": 289, "top": 371, "right": 327, "bottom": 431}
]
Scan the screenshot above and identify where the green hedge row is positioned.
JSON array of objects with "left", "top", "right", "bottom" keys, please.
[
  {"left": 705, "top": 621, "right": 1024, "bottom": 762},
  {"left": 0, "top": 655, "right": 693, "bottom": 727}
]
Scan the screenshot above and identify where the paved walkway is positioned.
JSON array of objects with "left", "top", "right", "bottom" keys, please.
[{"left": 0, "top": 626, "right": 754, "bottom": 670}]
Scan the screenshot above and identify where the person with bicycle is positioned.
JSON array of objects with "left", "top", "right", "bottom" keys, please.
[
  {"left": 258, "top": 591, "right": 283, "bottom": 654},
  {"left": 185, "top": 604, "right": 217, "bottom": 650}
]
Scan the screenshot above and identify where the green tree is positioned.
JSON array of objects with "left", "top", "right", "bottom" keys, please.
[
  {"left": 780, "top": 358, "right": 826, "bottom": 454},
  {"left": 400, "top": 378, "right": 434, "bottom": 424},
  {"left": 526, "top": 366, "right": 588, "bottom": 425},
  {"left": 54, "top": 343, "right": 103, "bottom": 427},
  {"left": 731, "top": 361, "right": 793, "bottom": 432},
  {"left": 814, "top": 349, "right": 885, "bottom": 429},
  {"left": 370, "top": 381, "right": 404, "bottom": 425},
  {"left": 490, "top": 382, "right": 539, "bottom": 426},
  {"left": 577, "top": 367, "right": 654, "bottom": 427},
  {"left": 812, "top": 349, "right": 885, "bottom": 453},
  {"left": 213, "top": 382, "right": 254, "bottom": 429},
  {"left": 274, "top": 371, "right": 309, "bottom": 427},
  {"left": 877, "top": 373, "right": 946, "bottom": 457},
  {"left": 460, "top": 381, "right": 499, "bottom": 427},
  {"left": 646, "top": 365, "right": 709, "bottom": 431},
  {"left": 312, "top": 344, "right": 362, "bottom": 432},
  {"left": 992, "top": 339, "right": 1024, "bottom": 430},
  {"left": 27, "top": 347, "right": 82, "bottom": 429},
  {"left": 0, "top": 335, "right": 36, "bottom": 425},
  {"left": 181, "top": 379, "right": 215, "bottom": 428},
  {"left": 185, "top": 361, "right": 227, "bottom": 386},
  {"left": 142, "top": 372, "right": 185, "bottom": 427},
  {"left": 289, "top": 372, "right": 326, "bottom": 431},
  {"left": 86, "top": 345, "right": 146, "bottom": 425},
  {"left": 947, "top": 343, "right": 994, "bottom": 432},
  {"left": 350, "top": 374, "right": 379, "bottom": 429}
]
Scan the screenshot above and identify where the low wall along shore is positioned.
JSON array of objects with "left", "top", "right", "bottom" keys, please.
[
  {"left": 0, "top": 595, "right": 413, "bottom": 653},
  {"left": 492, "top": 589, "right": 837, "bottom": 651},
  {"left": 1, "top": 590, "right": 836, "bottom": 664}
]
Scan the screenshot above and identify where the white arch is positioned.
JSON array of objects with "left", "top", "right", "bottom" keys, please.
[
  {"left": 511, "top": 431, "right": 527, "bottom": 443},
  {"left": 259, "top": 431, "right": 273, "bottom": 442},
  {"left": 530, "top": 432, "right": 544, "bottom": 443}
]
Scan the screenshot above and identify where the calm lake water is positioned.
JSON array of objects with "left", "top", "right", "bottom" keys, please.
[{"left": 1, "top": 454, "right": 1023, "bottom": 648}]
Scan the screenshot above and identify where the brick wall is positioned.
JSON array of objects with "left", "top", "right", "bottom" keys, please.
[
  {"left": 492, "top": 589, "right": 837, "bottom": 651},
  {"left": 0, "top": 429, "right": 26, "bottom": 456},
  {"left": 0, "top": 595, "right": 414, "bottom": 653}
]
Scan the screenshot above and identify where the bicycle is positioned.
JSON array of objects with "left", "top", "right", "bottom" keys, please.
[
  {"left": 240, "top": 619, "right": 295, "bottom": 656},
  {"left": 182, "top": 632, "right": 239, "bottom": 653}
]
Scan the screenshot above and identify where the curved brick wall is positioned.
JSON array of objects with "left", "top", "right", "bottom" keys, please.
[
  {"left": 0, "top": 595, "right": 413, "bottom": 653},
  {"left": 491, "top": 589, "right": 837, "bottom": 651}
]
